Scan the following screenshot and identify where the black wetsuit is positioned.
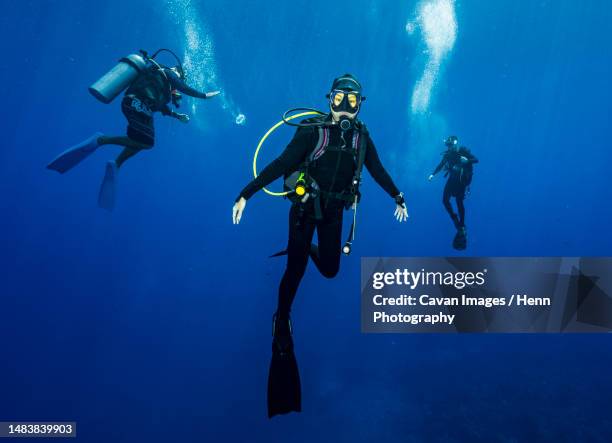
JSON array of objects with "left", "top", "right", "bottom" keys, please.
[
  {"left": 432, "top": 147, "right": 478, "bottom": 228},
  {"left": 238, "top": 119, "right": 400, "bottom": 317},
  {"left": 122, "top": 67, "right": 208, "bottom": 146},
  {"left": 99, "top": 67, "right": 210, "bottom": 168}
]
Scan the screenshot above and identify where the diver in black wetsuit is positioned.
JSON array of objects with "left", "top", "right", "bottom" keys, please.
[
  {"left": 98, "top": 65, "right": 219, "bottom": 167},
  {"left": 428, "top": 135, "right": 478, "bottom": 250},
  {"left": 47, "top": 52, "right": 219, "bottom": 210},
  {"left": 232, "top": 74, "right": 408, "bottom": 417}
]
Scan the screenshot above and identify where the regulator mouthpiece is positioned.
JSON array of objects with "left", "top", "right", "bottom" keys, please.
[{"left": 339, "top": 118, "right": 352, "bottom": 131}]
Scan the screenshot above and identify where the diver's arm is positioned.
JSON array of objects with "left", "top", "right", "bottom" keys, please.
[
  {"left": 458, "top": 148, "right": 478, "bottom": 164},
  {"left": 363, "top": 136, "right": 408, "bottom": 222},
  {"left": 167, "top": 70, "right": 215, "bottom": 99},
  {"left": 432, "top": 157, "right": 447, "bottom": 175},
  {"left": 363, "top": 136, "right": 401, "bottom": 198},
  {"left": 160, "top": 104, "right": 178, "bottom": 117},
  {"left": 237, "top": 127, "right": 314, "bottom": 201},
  {"left": 160, "top": 104, "right": 189, "bottom": 123}
]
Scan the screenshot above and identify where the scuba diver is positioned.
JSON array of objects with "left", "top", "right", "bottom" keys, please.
[
  {"left": 46, "top": 49, "right": 220, "bottom": 211},
  {"left": 428, "top": 135, "right": 478, "bottom": 250},
  {"left": 232, "top": 74, "right": 408, "bottom": 417}
]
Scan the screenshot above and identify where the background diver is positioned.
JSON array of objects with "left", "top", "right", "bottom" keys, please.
[
  {"left": 46, "top": 49, "right": 220, "bottom": 211},
  {"left": 428, "top": 135, "right": 478, "bottom": 250},
  {"left": 232, "top": 74, "right": 408, "bottom": 417}
]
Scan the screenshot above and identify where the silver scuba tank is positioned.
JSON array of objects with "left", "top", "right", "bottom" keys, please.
[{"left": 88, "top": 53, "right": 148, "bottom": 104}]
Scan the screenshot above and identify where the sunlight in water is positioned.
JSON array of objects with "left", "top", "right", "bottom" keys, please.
[
  {"left": 409, "top": 0, "right": 457, "bottom": 114},
  {"left": 166, "top": 0, "right": 245, "bottom": 125}
]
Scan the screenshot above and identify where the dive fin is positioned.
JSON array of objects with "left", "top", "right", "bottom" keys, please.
[
  {"left": 47, "top": 132, "right": 104, "bottom": 173},
  {"left": 98, "top": 161, "right": 118, "bottom": 211},
  {"left": 453, "top": 227, "right": 467, "bottom": 250},
  {"left": 270, "top": 244, "right": 318, "bottom": 259},
  {"left": 267, "top": 314, "right": 301, "bottom": 418},
  {"left": 269, "top": 249, "right": 288, "bottom": 258}
]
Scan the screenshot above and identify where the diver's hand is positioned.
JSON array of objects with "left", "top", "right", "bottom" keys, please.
[
  {"left": 394, "top": 193, "right": 409, "bottom": 223},
  {"left": 206, "top": 91, "right": 221, "bottom": 98},
  {"left": 233, "top": 197, "right": 247, "bottom": 224},
  {"left": 428, "top": 174, "right": 435, "bottom": 181},
  {"left": 176, "top": 113, "right": 190, "bottom": 123}
]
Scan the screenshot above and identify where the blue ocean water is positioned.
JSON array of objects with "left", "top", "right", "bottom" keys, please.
[{"left": 1, "top": 0, "right": 612, "bottom": 441}]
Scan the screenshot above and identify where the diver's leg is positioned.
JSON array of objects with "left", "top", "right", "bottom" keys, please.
[
  {"left": 101, "top": 95, "right": 156, "bottom": 169},
  {"left": 452, "top": 189, "right": 468, "bottom": 250},
  {"left": 456, "top": 195, "right": 466, "bottom": 228},
  {"left": 97, "top": 135, "right": 151, "bottom": 150},
  {"left": 277, "top": 205, "right": 316, "bottom": 317},
  {"left": 96, "top": 94, "right": 155, "bottom": 168},
  {"left": 311, "top": 205, "right": 343, "bottom": 279},
  {"left": 114, "top": 95, "right": 156, "bottom": 150},
  {"left": 269, "top": 206, "right": 307, "bottom": 417},
  {"left": 443, "top": 180, "right": 460, "bottom": 228},
  {"left": 115, "top": 148, "right": 140, "bottom": 169}
]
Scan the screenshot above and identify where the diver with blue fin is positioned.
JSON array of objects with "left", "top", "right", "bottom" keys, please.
[
  {"left": 46, "top": 49, "right": 220, "bottom": 211},
  {"left": 428, "top": 135, "right": 479, "bottom": 250},
  {"left": 232, "top": 74, "right": 408, "bottom": 418}
]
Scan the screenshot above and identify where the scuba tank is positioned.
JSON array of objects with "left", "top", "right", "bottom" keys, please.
[{"left": 89, "top": 53, "right": 148, "bottom": 104}]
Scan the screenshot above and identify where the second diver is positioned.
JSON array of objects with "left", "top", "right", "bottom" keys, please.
[
  {"left": 232, "top": 74, "right": 408, "bottom": 417},
  {"left": 428, "top": 135, "right": 479, "bottom": 250},
  {"left": 47, "top": 49, "right": 220, "bottom": 211}
]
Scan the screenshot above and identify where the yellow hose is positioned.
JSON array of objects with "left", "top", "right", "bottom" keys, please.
[{"left": 253, "top": 111, "right": 322, "bottom": 196}]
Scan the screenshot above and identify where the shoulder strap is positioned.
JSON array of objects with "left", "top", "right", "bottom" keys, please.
[
  {"left": 309, "top": 126, "right": 330, "bottom": 162},
  {"left": 355, "top": 124, "right": 368, "bottom": 175},
  {"left": 350, "top": 123, "right": 368, "bottom": 195}
]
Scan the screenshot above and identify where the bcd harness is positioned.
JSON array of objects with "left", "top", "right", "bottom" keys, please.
[
  {"left": 284, "top": 117, "right": 368, "bottom": 255},
  {"left": 443, "top": 149, "right": 474, "bottom": 192}
]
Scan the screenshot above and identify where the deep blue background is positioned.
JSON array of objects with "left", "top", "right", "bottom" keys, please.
[{"left": 1, "top": 0, "right": 611, "bottom": 441}]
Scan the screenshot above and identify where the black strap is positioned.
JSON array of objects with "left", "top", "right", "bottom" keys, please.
[{"left": 352, "top": 124, "right": 368, "bottom": 195}]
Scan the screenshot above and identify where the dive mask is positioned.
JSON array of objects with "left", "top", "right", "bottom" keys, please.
[
  {"left": 445, "top": 135, "right": 459, "bottom": 148},
  {"left": 328, "top": 89, "right": 362, "bottom": 113}
]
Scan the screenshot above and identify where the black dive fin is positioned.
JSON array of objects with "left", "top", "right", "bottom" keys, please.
[
  {"left": 269, "top": 249, "right": 288, "bottom": 258},
  {"left": 267, "top": 344, "right": 302, "bottom": 418},
  {"left": 270, "top": 244, "right": 318, "bottom": 259},
  {"left": 453, "top": 228, "right": 467, "bottom": 250}
]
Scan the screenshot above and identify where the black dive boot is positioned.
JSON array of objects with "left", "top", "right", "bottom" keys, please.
[{"left": 267, "top": 312, "right": 301, "bottom": 418}]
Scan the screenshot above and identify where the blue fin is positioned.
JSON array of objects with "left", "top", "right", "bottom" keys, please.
[
  {"left": 98, "top": 161, "right": 117, "bottom": 211},
  {"left": 47, "top": 132, "right": 104, "bottom": 174}
]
